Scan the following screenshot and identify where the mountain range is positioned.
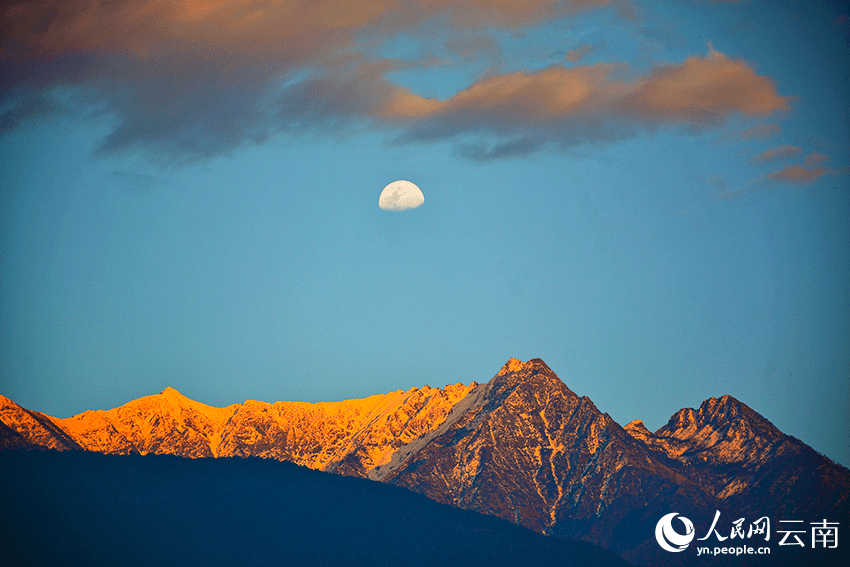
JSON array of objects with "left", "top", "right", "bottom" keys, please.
[{"left": 2, "top": 358, "right": 848, "bottom": 566}]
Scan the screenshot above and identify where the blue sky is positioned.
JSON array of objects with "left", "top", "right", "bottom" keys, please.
[{"left": 1, "top": 0, "right": 848, "bottom": 466}]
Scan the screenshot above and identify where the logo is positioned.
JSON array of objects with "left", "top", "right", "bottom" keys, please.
[
  {"left": 655, "top": 512, "right": 695, "bottom": 553},
  {"left": 654, "top": 510, "right": 839, "bottom": 557}
]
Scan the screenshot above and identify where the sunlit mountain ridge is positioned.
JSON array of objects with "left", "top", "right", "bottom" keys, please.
[{"left": 1, "top": 381, "right": 474, "bottom": 471}]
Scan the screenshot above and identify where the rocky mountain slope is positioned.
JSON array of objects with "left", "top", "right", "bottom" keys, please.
[
  {"left": 2, "top": 358, "right": 847, "bottom": 566},
  {"left": 0, "top": 394, "right": 80, "bottom": 451},
  {"left": 626, "top": 393, "right": 849, "bottom": 521},
  {"left": 382, "top": 360, "right": 723, "bottom": 558}
]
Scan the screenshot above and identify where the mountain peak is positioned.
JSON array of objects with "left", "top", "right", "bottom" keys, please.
[
  {"left": 155, "top": 387, "right": 195, "bottom": 408},
  {"left": 0, "top": 394, "right": 21, "bottom": 410},
  {"left": 489, "top": 358, "right": 572, "bottom": 401},
  {"left": 498, "top": 357, "right": 526, "bottom": 375},
  {"left": 624, "top": 419, "right": 651, "bottom": 436},
  {"left": 496, "top": 357, "right": 554, "bottom": 376},
  {"left": 658, "top": 394, "right": 753, "bottom": 434},
  {"left": 687, "top": 394, "right": 779, "bottom": 434},
  {"left": 699, "top": 394, "right": 739, "bottom": 413},
  {"left": 652, "top": 393, "right": 789, "bottom": 470}
]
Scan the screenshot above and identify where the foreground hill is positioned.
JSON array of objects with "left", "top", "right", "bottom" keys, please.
[{"left": 0, "top": 449, "right": 630, "bottom": 567}]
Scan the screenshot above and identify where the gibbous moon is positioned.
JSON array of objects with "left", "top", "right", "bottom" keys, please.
[{"left": 379, "top": 180, "right": 425, "bottom": 211}]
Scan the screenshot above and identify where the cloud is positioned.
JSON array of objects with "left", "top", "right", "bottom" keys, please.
[
  {"left": 753, "top": 144, "right": 801, "bottom": 163},
  {"left": 0, "top": 94, "right": 64, "bottom": 133},
  {"left": 723, "top": 123, "right": 781, "bottom": 141},
  {"left": 1, "top": 2, "right": 790, "bottom": 162},
  {"left": 0, "top": 0, "right": 615, "bottom": 161},
  {"left": 767, "top": 164, "right": 829, "bottom": 184},
  {"left": 641, "top": 26, "right": 687, "bottom": 50},
  {"left": 454, "top": 136, "right": 549, "bottom": 161},
  {"left": 370, "top": 48, "right": 790, "bottom": 158},
  {"left": 803, "top": 152, "right": 829, "bottom": 167},
  {"left": 707, "top": 174, "right": 727, "bottom": 190},
  {"left": 2, "top": 0, "right": 372, "bottom": 159},
  {"left": 765, "top": 153, "right": 839, "bottom": 185},
  {"left": 444, "top": 34, "right": 501, "bottom": 60},
  {"left": 619, "top": 47, "right": 790, "bottom": 123},
  {"left": 565, "top": 45, "right": 593, "bottom": 62}
]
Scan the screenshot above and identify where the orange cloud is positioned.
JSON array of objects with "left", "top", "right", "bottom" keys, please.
[
  {"left": 753, "top": 144, "right": 801, "bottom": 162},
  {"left": 620, "top": 48, "right": 790, "bottom": 123},
  {"left": 368, "top": 48, "right": 790, "bottom": 157},
  {"left": 804, "top": 152, "right": 829, "bottom": 166},
  {"left": 382, "top": 64, "right": 620, "bottom": 121},
  {"left": 2, "top": 0, "right": 611, "bottom": 59},
  {"left": 766, "top": 152, "right": 838, "bottom": 184},
  {"left": 384, "top": 49, "right": 788, "bottom": 124},
  {"left": 768, "top": 164, "right": 829, "bottom": 184}
]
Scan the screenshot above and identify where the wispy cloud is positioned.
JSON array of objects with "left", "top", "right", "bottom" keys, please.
[
  {"left": 753, "top": 144, "right": 801, "bottom": 163},
  {"left": 766, "top": 152, "right": 837, "bottom": 185},
  {"left": 565, "top": 45, "right": 594, "bottom": 62},
  {"left": 373, "top": 48, "right": 790, "bottom": 158},
  {"left": 804, "top": 152, "right": 830, "bottom": 167},
  {"left": 768, "top": 164, "right": 830, "bottom": 184},
  {"left": 723, "top": 122, "right": 782, "bottom": 141},
  {"left": 0, "top": 94, "right": 63, "bottom": 133}
]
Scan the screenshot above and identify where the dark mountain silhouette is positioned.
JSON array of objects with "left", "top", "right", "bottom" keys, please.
[{"left": 0, "top": 449, "right": 631, "bottom": 567}]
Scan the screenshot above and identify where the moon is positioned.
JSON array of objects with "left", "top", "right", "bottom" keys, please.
[{"left": 379, "top": 180, "right": 425, "bottom": 211}]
